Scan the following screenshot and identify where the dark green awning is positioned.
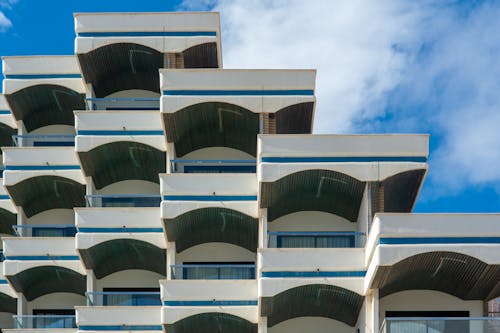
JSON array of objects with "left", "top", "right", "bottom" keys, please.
[
  {"left": 261, "top": 169, "right": 366, "bottom": 222},
  {"left": 164, "top": 207, "right": 258, "bottom": 253},
  {"left": 78, "top": 141, "right": 166, "bottom": 190},
  {"left": 79, "top": 239, "right": 166, "bottom": 279},
  {"left": 7, "top": 266, "right": 85, "bottom": 301},
  {"left": 275, "top": 102, "right": 314, "bottom": 134},
  {"left": 164, "top": 102, "right": 259, "bottom": 157},
  {"left": 0, "top": 292, "right": 16, "bottom": 313},
  {"left": 164, "top": 313, "right": 257, "bottom": 333},
  {"left": 7, "top": 176, "right": 85, "bottom": 218},
  {"left": 373, "top": 251, "right": 500, "bottom": 301},
  {"left": 5, "top": 85, "right": 85, "bottom": 132},
  {"left": 261, "top": 284, "right": 364, "bottom": 327},
  {"left": 0, "top": 123, "right": 16, "bottom": 147},
  {"left": 0, "top": 208, "right": 17, "bottom": 235},
  {"left": 182, "top": 42, "right": 218, "bottom": 68}
]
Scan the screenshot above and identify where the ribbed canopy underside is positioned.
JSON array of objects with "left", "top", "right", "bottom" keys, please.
[
  {"left": 0, "top": 208, "right": 16, "bottom": 235},
  {"left": 164, "top": 313, "right": 257, "bottom": 333}
]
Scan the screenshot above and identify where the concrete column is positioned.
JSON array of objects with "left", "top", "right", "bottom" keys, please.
[
  {"left": 366, "top": 289, "right": 380, "bottom": 333},
  {"left": 166, "top": 242, "right": 176, "bottom": 280},
  {"left": 16, "top": 292, "right": 27, "bottom": 316},
  {"left": 16, "top": 207, "right": 26, "bottom": 237},
  {"left": 16, "top": 120, "right": 26, "bottom": 147},
  {"left": 259, "top": 208, "right": 268, "bottom": 248},
  {"left": 166, "top": 142, "right": 176, "bottom": 174},
  {"left": 258, "top": 316, "right": 267, "bottom": 333},
  {"left": 86, "top": 269, "right": 97, "bottom": 305},
  {"left": 85, "top": 83, "right": 95, "bottom": 110}
]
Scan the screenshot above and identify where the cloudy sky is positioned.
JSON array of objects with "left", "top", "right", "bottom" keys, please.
[{"left": 1, "top": 0, "right": 499, "bottom": 212}]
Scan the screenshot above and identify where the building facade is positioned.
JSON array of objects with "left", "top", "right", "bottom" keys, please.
[{"left": 0, "top": 11, "right": 498, "bottom": 333}]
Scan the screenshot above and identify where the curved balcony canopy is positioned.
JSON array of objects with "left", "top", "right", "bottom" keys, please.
[
  {"left": 79, "top": 239, "right": 166, "bottom": 279},
  {"left": 7, "top": 176, "right": 85, "bottom": 218},
  {"left": 78, "top": 42, "right": 218, "bottom": 98},
  {"left": 0, "top": 292, "right": 16, "bottom": 313},
  {"left": 78, "top": 141, "right": 166, "bottom": 190},
  {"left": 0, "top": 208, "right": 16, "bottom": 235},
  {"left": 5, "top": 84, "right": 85, "bottom": 132},
  {"left": 260, "top": 169, "right": 366, "bottom": 222},
  {"left": 164, "top": 102, "right": 259, "bottom": 158},
  {"left": 164, "top": 207, "right": 258, "bottom": 253},
  {"left": 7, "top": 265, "right": 85, "bottom": 301},
  {"left": 372, "top": 251, "right": 500, "bottom": 300},
  {"left": 0, "top": 123, "right": 16, "bottom": 147},
  {"left": 274, "top": 102, "right": 314, "bottom": 134},
  {"left": 261, "top": 284, "right": 364, "bottom": 327},
  {"left": 372, "top": 169, "right": 426, "bottom": 214},
  {"left": 164, "top": 313, "right": 256, "bottom": 333}
]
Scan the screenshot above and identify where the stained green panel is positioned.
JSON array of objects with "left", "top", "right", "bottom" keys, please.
[
  {"left": 0, "top": 293, "right": 16, "bottom": 313},
  {"left": 182, "top": 42, "right": 219, "bottom": 68},
  {"left": 164, "top": 102, "right": 259, "bottom": 157},
  {"left": 6, "top": 176, "right": 85, "bottom": 218},
  {"left": 79, "top": 239, "right": 166, "bottom": 279},
  {"left": 261, "top": 169, "right": 366, "bottom": 222},
  {"left": 261, "top": 284, "right": 364, "bottom": 327},
  {"left": 5, "top": 85, "right": 85, "bottom": 132},
  {"left": 165, "top": 313, "right": 257, "bottom": 333},
  {"left": 7, "top": 266, "right": 85, "bottom": 301},
  {"left": 79, "top": 141, "right": 166, "bottom": 190},
  {"left": 78, "top": 43, "right": 163, "bottom": 98},
  {"left": 164, "top": 208, "right": 258, "bottom": 253},
  {"left": 0, "top": 208, "right": 17, "bottom": 235}
]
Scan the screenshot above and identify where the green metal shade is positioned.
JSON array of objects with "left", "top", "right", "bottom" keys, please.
[
  {"left": 182, "top": 42, "right": 219, "bottom": 68},
  {"left": 78, "top": 141, "right": 166, "bottom": 190},
  {"left": 78, "top": 43, "right": 163, "bottom": 98},
  {"left": 164, "top": 313, "right": 257, "bottom": 333},
  {"left": 0, "top": 292, "right": 16, "bottom": 313},
  {"left": 6, "top": 176, "right": 85, "bottom": 218},
  {"left": 164, "top": 208, "right": 258, "bottom": 253},
  {"left": 79, "top": 239, "right": 166, "bottom": 279},
  {"left": 261, "top": 284, "right": 364, "bottom": 327},
  {"left": 5, "top": 84, "right": 85, "bottom": 132},
  {"left": 164, "top": 102, "right": 259, "bottom": 157},
  {"left": 373, "top": 251, "right": 500, "bottom": 300},
  {"left": 275, "top": 102, "right": 314, "bottom": 134},
  {"left": 0, "top": 208, "right": 17, "bottom": 235},
  {"left": 261, "top": 169, "right": 366, "bottom": 222},
  {"left": 381, "top": 169, "right": 426, "bottom": 213},
  {"left": 7, "top": 266, "right": 86, "bottom": 301},
  {"left": 0, "top": 123, "right": 16, "bottom": 147}
]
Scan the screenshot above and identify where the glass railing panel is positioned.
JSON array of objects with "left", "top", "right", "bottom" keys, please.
[
  {"left": 170, "top": 159, "right": 257, "bottom": 173},
  {"left": 171, "top": 264, "right": 256, "bottom": 280},
  {"left": 12, "top": 134, "right": 75, "bottom": 147},
  {"left": 86, "top": 98, "right": 160, "bottom": 111},
  {"left": 13, "top": 225, "right": 77, "bottom": 237},
  {"left": 380, "top": 317, "right": 500, "bottom": 333},
  {"left": 13, "top": 315, "right": 76, "bottom": 329},
  {"left": 86, "top": 292, "right": 161, "bottom": 306},
  {"left": 268, "top": 231, "right": 366, "bottom": 248},
  {"left": 85, "top": 195, "right": 161, "bottom": 208}
]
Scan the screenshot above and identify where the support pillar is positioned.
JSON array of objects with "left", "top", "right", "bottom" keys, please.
[
  {"left": 16, "top": 207, "right": 26, "bottom": 237},
  {"left": 259, "top": 209, "right": 268, "bottom": 249},
  {"left": 16, "top": 292, "right": 27, "bottom": 316},
  {"left": 166, "top": 242, "right": 176, "bottom": 280},
  {"left": 258, "top": 317, "right": 267, "bottom": 333},
  {"left": 366, "top": 289, "right": 380, "bottom": 333},
  {"left": 86, "top": 269, "right": 97, "bottom": 305},
  {"left": 166, "top": 142, "right": 176, "bottom": 174}
]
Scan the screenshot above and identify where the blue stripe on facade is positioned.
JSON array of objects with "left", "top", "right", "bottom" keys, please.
[
  {"left": 379, "top": 237, "right": 500, "bottom": 245},
  {"left": 0, "top": 110, "right": 10, "bottom": 115},
  {"left": 78, "top": 227, "right": 164, "bottom": 233},
  {"left": 163, "top": 195, "right": 257, "bottom": 201},
  {"left": 77, "top": 130, "right": 164, "bottom": 136},
  {"left": 0, "top": 280, "right": 8, "bottom": 284},
  {"left": 261, "top": 156, "right": 428, "bottom": 163},
  {"left": 6, "top": 255, "right": 80, "bottom": 260},
  {"left": 261, "top": 271, "right": 366, "bottom": 278},
  {"left": 0, "top": 195, "right": 9, "bottom": 200},
  {"left": 78, "top": 31, "right": 216, "bottom": 37},
  {"left": 79, "top": 326, "right": 162, "bottom": 331},
  {"left": 5, "top": 165, "right": 81, "bottom": 170},
  {"left": 5, "top": 74, "right": 82, "bottom": 79},
  {"left": 162, "top": 89, "right": 314, "bottom": 96},
  {"left": 164, "top": 300, "right": 257, "bottom": 306}
]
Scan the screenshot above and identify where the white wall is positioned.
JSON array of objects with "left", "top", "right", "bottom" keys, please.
[
  {"left": 355, "top": 300, "right": 367, "bottom": 333},
  {"left": 96, "top": 270, "right": 164, "bottom": 290},
  {"left": 106, "top": 90, "right": 160, "bottom": 98},
  {"left": 0, "top": 312, "right": 13, "bottom": 328},
  {"left": 96, "top": 180, "right": 160, "bottom": 195},
  {"left": 181, "top": 147, "right": 254, "bottom": 160},
  {"left": 28, "top": 293, "right": 85, "bottom": 313},
  {"left": 379, "top": 290, "right": 483, "bottom": 324},
  {"left": 26, "top": 209, "right": 74, "bottom": 226},
  {"left": 269, "top": 317, "right": 353, "bottom": 333},
  {"left": 268, "top": 211, "right": 356, "bottom": 232},
  {"left": 177, "top": 243, "right": 256, "bottom": 263},
  {"left": 29, "top": 125, "right": 75, "bottom": 135}
]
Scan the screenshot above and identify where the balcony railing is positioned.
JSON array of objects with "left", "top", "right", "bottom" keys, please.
[
  {"left": 86, "top": 97, "right": 160, "bottom": 111},
  {"left": 13, "top": 224, "right": 77, "bottom": 237},
  {"left": 13, "top": 315, "right": 76, "bottom": 329},
  {"left": 268, "top": 231, "right": 366, "bottom": 248},
  {"left": 12, "top": 134, "right": 75, "bottom": 147},
  {"left": 170, "top": 159, "right": 257, "bottom": 173},
  {"left": 380, "top": 317, "right": 500, "bottom": 333},
  {"left": 86, "top": 291, "right": 161, "bottom": 306},
  {"left": 85, "top": 194, "right": 161, "bottom": 208},
  {"left": 171, "top": 264, "right": 256, "bottom": 280}
]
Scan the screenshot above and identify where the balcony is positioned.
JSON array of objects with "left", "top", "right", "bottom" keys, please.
[
  {"left": 85, "top": 97, "right": 160, "bottom": 111},
  {"left": 75, "top": 306, "right": 161, "bottom": 331},
  {"left": 87, "top": 291, "right": 161, "bottom": 306},
  {"left": 170, "top": 264, "right": 256, "bottom": 280},
  {"left": 380, "top": 317, "right": 500, "bottom": 333},
  {"left": 12, "top": 134, "right": 75, "bottom": 147},
  {"left": 268, "top": 231, "right": 365, "bottom": 248},
  {"left": 170, "top": 159, "right": 256, "bottom": 173},
  {"left": 13, "top": 224, "right": 76, "bottom": 237},
  {"left": 13, "top": 315, "right": 76, "bottom": 329},
  {"left": 85, "top": 194, "right": 161, "bottom": 207}
]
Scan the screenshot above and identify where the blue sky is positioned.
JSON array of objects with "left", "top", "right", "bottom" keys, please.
[{"left": 1, "top": 0, "right": 500, "bottom": 213}]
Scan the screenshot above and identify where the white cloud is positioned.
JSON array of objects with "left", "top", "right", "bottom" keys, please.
[{"left": 0, "top": 11, "right": 12, "bottom": 31}]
